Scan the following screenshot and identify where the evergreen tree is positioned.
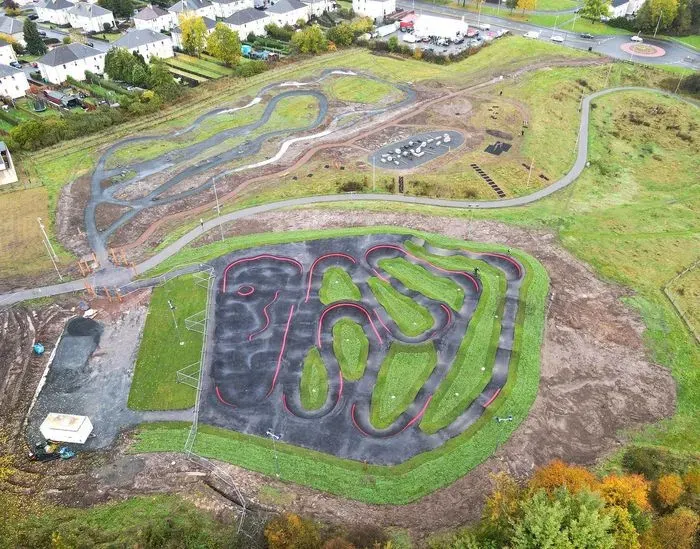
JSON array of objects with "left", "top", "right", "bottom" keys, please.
[{"left": 23, "top": 18, "right": 46, "bottom": 56}]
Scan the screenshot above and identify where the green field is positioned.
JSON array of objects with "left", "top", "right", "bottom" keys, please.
[
  {"left": 323, "top": 75, "right": 401, "bottom": 104},
  {"left": 370, "top": 341, "right": 437, "bottom": 429},
  {"left": 332, "top": 318, "right": 369, "bottom": 380},
  {"left": 368, "top": 277, "right": 434, "bottom": 336},
  {"left": 127, "top": 274, "right": 205, "bottom": 410},
  {"left": 300, "top": 347, "right": 329, "bottom": 410},
  {"left": 319, "top": 266, "right": 361, "bottom": 304}
]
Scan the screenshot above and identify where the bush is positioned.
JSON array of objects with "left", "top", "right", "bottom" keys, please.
[
  {"left": 655, "top": 474, "right": 685, "bottom": 508},
  {"left": 265, "top": 23, "right": 293, "bottom": 41},
  {"left": 621, "top": 447, "right": 694, "bottom": 480},
  {"left": 338, "top": 180, "right": 366, "bottom": 192},
  {"left": 234, "top": 60, "right": 267, "bottom": 78},
  {"left": 264, "top": 514, "right": 322, "bottom": 549},
  {"left": 607, "top": 16, "right": 638, "bottom": 31},
  {"left": 529, "top": 460, "right": 598, "bottom": 495}
]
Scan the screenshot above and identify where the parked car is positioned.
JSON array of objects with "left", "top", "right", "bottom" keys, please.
[
  {"left": 38, "top": 30, "right": 47, "bottom": 37},
  {"left": 9, "top": 61, "right": 21, "bottom": 68},
  {"left": 551, "top": 34, "right": 564, "bottom": 42},
  {"left": 523, "top": 31, "right": 540, "bottom": 39},
  {"left": 478, "top": 23, "right": 491, "bottom": 31},
  {"left": 573, "top": 7, "right": 581, "bottom": 12},
  {"left": 631, "top": 34, "right": 643, "bottom": 42},
  {"left": 580, "top": 33, "right": 594, "bottom": 39},
  {"left": 28, "top": 13, "right": 38, "bottom": 20},
  {"left": 85, "top": 41, "right": 94, "bottom": 47}
]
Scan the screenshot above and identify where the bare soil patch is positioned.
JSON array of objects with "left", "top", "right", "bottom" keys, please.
[{"left": 56, "top": 175, "right": 92, "bottom": 258}]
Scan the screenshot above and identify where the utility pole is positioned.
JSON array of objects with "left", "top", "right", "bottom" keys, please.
[
  {"left": 372, "top": 156, "right": 376, "bottom": 192},
  {"left": 37, "top": 217, "right": 58, "bottom": 260},
  {"left": 167, "top": 298, "right": 184, "bottom": 346},
  {"left": 653, "top": 10, "right": 662, "bottom": 37},
  {"left": 266, "top": 430, "right": 281, "bottom": 478},
  {"left": 604, "top": 61, "right": 614, "bottom": 88},
  {"left": 674, "top": 72, "right": 684, "bottom": 94},
  {"left": 526, "top": 158, "right": 534, "bottom": 188},
  {"left": 37, "top": 217, "right": 63, "bottom": 281},
  {"left": 212, "top": 176, "right": 224, "bottom": 242}
]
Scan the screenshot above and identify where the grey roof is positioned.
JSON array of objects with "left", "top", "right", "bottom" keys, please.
[
  {"left": 68, "top": 2, "right": 113, "bottom": 17},
  {"left": 37, "top": 43, "right": 104, "bottom": 66},
  {"left": 224, "top": 7, "right": 268, "bottom": 24},
  {"left": 113, "top": 29, "right": 168, "bottom": 49},
  {"left": 0, "top": 64, "right": 23, "bottom": 79},
  {"left": 0, "top": 39, "right": 10, "bottom": 47},
  {"left": 173, "top": 15, "right": 216, "bottom": 32},
  {"left": 133, "top": 4, "right": 170, "bottom": 19},
  {"left": 0, "top": 15, "right": 23, "bottom": 35},
  {"left": 267, "top": 0, "right": 306, "bottom": 13},
  {"left": 168, "top": 0, "right": 212, "bottom": 13},
  {"left": 611, "top": 0, "right": 628, "bottom": 6},
  {"left": 40, "top": 0, "right": 74, "bottom": 11}
]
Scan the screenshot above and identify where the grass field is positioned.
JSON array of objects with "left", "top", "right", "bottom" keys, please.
[
  {"left": 319, "top": 266, "right": 361, "bottom": 304},
  {"left": 127, "top": 274, "right": 205, "bottom": 410},
  {"left": 378, "top": 257, "right": 465, "bottom": 311},
  {"left": 669, "top": 34, "right": 700, "bottom": 49},
  {"left": 323, "top": 75, "right": 401, "bottom": 104},
  {"left": 666, "top": 266, "right": 699, "bottom": 339},
  {"left": 368, "top": 277, "right": 434, "bottom": 336},
  {"left": 370, "top": 341, "right": 437, "bottom": 429},
  {"left": 300, "top": 347, "right": 329, "bottom": 410},
  {"left": 332, "top": 318, "right": 369, "bottom": 380}
]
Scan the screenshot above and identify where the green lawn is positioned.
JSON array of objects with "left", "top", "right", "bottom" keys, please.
[
  {"left": 332, "top": 318, "right": 369, "bottom": 380},
  {"left": 300, "top": 347, "right": 329, "bottom": 410},
  {"left": 127, "top": 274, "right": 206, "bottom": 410},
  {"left": 319, "top": 266, "right": 361, "bottom": 304},
  {"left": 669, "top": 34, "right": 700, "bottom": 49},
  {"left": 323, "top": 75, "right": 401, "bottom": 104},
  {"left": 370, "top": 341, "right": 437, "bottom": 429},
  {"left": 378, "top": 257, "right": 465, "bottom": 311},
  {"left": 368, "top": 277, "right": 434, "bottom": 337}
]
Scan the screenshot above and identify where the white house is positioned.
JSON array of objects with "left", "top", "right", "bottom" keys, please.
[
  {"left": 170, "top": 15, "right": 216, "bottom": 48},
  {"left": 303, "top": 0, "right": 333, "bottom": 17},
  {"left": 211, "top": 0, "right": 253, "bottom": 18},
  {"left": 0, "top": 64, "right": 29, "bottom": 99},
  {"left": 168, "top": 0, "right": 216, "bottom": 20},
  {"left": 0, "top": 40, "right": 17, "bottom": 66},
  {"left": 0, "top": 142, "right": 18, "bottom": 186},
  {"left": 35, "top": 0, "right": 75, "bottom": 26},
  {"left": 112, "top": 29, "right": 174, "bottom": 61},
  {"left": 610, "top": 0, "right": 645, "bottom": 17},
  {"left": 352, "top": 0, "right": 395, "bottom": 20},
  {"left": 0, "top": 16, "right": 26, "bottom": 46},
  {"left": 37, "top": 43, "right": 105, "bottom": 84},
  {"left": 68, "top": 2, "right": 115, "bottom": 33},
  {"left": 223, "top": 8, "right": 269, "bottom": 37},
  {"left": 133, "top": 4, "right": 177, "bottom": 32},
  {"left": 265, "top": 0, "right": 309, "bottom": 26}
]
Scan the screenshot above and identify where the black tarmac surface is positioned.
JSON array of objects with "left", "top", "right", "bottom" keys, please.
[
  {"left": 199, "top": 234, "right": 524, "bottom": 465},
  {"left": 369, "top": 130, "right": 465, "bottom": 170}
]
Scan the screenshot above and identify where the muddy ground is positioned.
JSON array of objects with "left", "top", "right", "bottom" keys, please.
[{"left": 0, "top": 210, "right": 675, "bottom": 543}]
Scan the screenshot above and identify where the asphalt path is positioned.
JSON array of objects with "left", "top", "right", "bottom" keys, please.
[
  {"left": 0, "top": 86, "right": 696, "bottom": 308},
  {"left": 399, "top": 0, "right": 698, "bottom": 69}
]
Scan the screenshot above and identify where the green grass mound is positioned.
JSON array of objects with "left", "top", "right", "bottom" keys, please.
[
  {"left": 128, "top": 274, "right": 205, "bottom": 410},
  {"left": 378, "top": 256, "right": 465, "bottom": 311},
  {"left": 324, "top": 76, "right": 399, "bottom": 104},
  {"left": 319, "top": 267, "right": 361, "bottom": 304},
  {"left": 300, "top": 347, "right": 329, "bottom": 410},
  {"left": 371, "top": 341, "right": 437, "bottom": 429},
  {"left": 368, "top": 277, "right": 434, "bottom": 336},
  {"left": 332, "top": 319, "right": 369, "bottom": 381}
]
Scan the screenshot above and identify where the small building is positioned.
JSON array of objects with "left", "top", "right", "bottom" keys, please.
[
  {"left": 223, "top": 7, "right": 269, "bottom": 37},
  {"left": 265, "top": 0, "right": 309, "bottom": 27},
  {"left": 0, "top": 141, "right": 17, "bottom": 186},
  {"left": 37, "top": 43, "right": 106, "bottom": 84},
  {"left": 0, "top": 40, "right": 18, "bottom": 67},
  {"left": 0, "top": 15, "right": 26, "bottom": 46},
  {"left": 414, "top": 13, "right": 468, "bottom": 40},
  {"left": 211, "top": 0, "right": 254, "bottom": 18},
  {"left": 68, "top": 2, "right": 115, "bottom": 33},
  {"left": 0, "top": 64, "right": 29, "bottom": 99},
  {"left": 35, "top": 0, "right": 75, "bottom": 26},
  {"left": 171, "top": 15, "right": 216, "bottom": 48},
  {"left": 39, "top": 413, "right": 94, "bottom": 444},
  {"left": 610, "top": 0, "right": 645, "bottom": 17},
  {"left": 303, "top": 0, "right": 334, "bottom": 18},
  {"left": 352, "top": 0, "right": 395, "bottom": 21},
  {"left": 133, "top": 4, "right": 177, "bottom": 32},
  {"left": 44, "top": 89, "right": 82, "bottom": 107},
  {"left": 113, "top": 29, "right": 174, "bottom": 62},
  {"left": 168, "top": 0, "right": 217, "bottom": 20}
]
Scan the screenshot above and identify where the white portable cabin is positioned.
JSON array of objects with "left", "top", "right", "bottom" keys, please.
[{"left": 40, "top": 413, "right": 93, "bottom": 444}]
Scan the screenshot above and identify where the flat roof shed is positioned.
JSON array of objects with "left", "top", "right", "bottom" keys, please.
[{"left": 40, "top": 413, "right": 93, "bottom": 444}]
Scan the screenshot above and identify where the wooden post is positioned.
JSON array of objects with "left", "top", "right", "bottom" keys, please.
[
  {"left": 78, "top": 261, "right": 86, "bottom": 277},
  {"left": 105, "top": 287, "right": 112, "bottom": 302},
  {"left": 115, "top": 288, "right": 123, "bottom": 302},
  {"left": 109, "top": 248, "right": 117, "bottom": 264},
  {"left": 120, "top": 250, "right": 128, "bottom": 266}
]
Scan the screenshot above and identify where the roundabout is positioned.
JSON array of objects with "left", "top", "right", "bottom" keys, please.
[{"left": 620, "top": 42, "right": 667, "bottom": 57}]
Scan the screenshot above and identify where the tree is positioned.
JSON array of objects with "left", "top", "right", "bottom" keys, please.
[
  {"left": 670, "top": 0, "right": 693, "bottom": 33},
  {"left": 599, "top": 474, "right": 651, "bottom": 511},
  {"left": 349, "top": 16, "right": 373, "bottom": 35},
  {"left": 642, "top": 507, "right": 699, "bottom": 549},
  {"left": 517, "top": 0, "right": 537, "bottom": 12},
  {"left": 529, "top": 460, "right": 599, "bottom": 496},
  {"left": 264, "top": 514, "right": 322, "bottom": 549},
  {"left": 655, "top": 474, "right": 685, "bottom": 508},
  {"left": 387, "top": 35, "right": 399, "bottom": 51},
  {"left": 23, "top": 19, "right": 47, "bottom": 56},
  {"left": 581, "top": 0, "right": 611, "bottom": 19},
  {"left": 605, "top": 506, "right": 641, "bottom": 549},
  {"left": 179, "top": 14, "right": 207, "bottom": 56},
  {"left": 326, "top": 23, "right": 354, "bottom": 46},
  {"left": 149, "top": 58, "right": 180, "bottom": 101},
  {"left": 635, "top": 0, "right": 679, "bottom": 30},
  {"left": 506, "top": 0, "right": 518, "bottom": 12},
  {"left": 291, "top": 24, "right": 327, "bottom": 54},
  {"left": 206, "top": 23, "right": 241, "bottom": 66},
  {"left": 98, "top": 0, "right": 133, "bottom": 18}
]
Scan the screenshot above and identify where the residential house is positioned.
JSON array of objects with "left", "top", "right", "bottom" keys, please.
[
  {"left": 35, "top": 0, "right": 75, "bottom": 26},
  {"left": 610, "top": 0, "right": 646, "bottom": 17},
  {"left": 0, "top": 64, "right": 29, "bottom": 99},
  {"left": 0, "top": 142, "right": 18, "bottom": 187},
  {"left": 168, "top": 0, "right": 216, "bottom": 20},
  {"left": 133, "top": 4, "right": 177, "bottom": 32},
  {"left": 170, "top": 15, "right": 216, "bottom": 48},
  {"left": 67, "top": 2, "right": 115, "bottom": 33},
  {"left": 112, "top": 29, "right": 174, "bottom": 61},
  {"left": 0, "top": 40, "right": 17, "bottom": 66},
  {"left": 211, "top": 0, "right": 253, "bottom": 18},
  {"left": 265, "top": 0, "right": 309, "bottom": 27},
  {"left": 223, "top": 7, "right": 269, "bottom": 37},
  {"left": 0, "top": 16, "right": 26, "bottom": 46},
  {"left": 36, "top": 42, "right": 106, "bottom": 84},
  {"left": 303, "top": 0, "right": 333, "bottom": 18},
  {"left": 351, "top": 0, "right": 395, "bottom": 20}
]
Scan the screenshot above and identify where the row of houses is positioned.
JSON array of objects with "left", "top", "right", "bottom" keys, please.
[{"left": 36, "top": 0, "right": 116, "bottom": 33}]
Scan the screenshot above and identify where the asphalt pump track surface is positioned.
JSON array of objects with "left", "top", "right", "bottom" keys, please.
[{"left": 198, "top": 234, "right": 524, "bottom": 465}]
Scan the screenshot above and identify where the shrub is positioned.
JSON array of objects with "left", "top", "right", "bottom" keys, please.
[
  {"left": 264, "top": 514, "right": 321, "bottom": 549},
  {"left": 655, "top": 474, "right": 685, "bottom": 508},
  {"left": 642, "top": 507, "right": 699, "bottom": 549},
  {"left": 683, "top": 469, "right": 700, "bottom": 495},
  {"left": 234, "top": 60, "right": 267, "bottom": 77},
  {"left": 529, "top": 460, "right": 598, "bottom": 495},
  {"left": 338, "top": 180, "right": 365, "bottom": 192},
  {"left": 599, "top": 474, "right": 651, "bottom": 511},
  {"left": 621, "top": 447, "right": 693, "bottom": 480},
  {"left": 265, "top": 23, "right": 293, "bottom": 41}
]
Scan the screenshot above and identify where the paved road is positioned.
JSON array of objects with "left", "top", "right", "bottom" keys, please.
[
  {"left": 0, "top": 86, "right": 696, "bottom": 308},
  {"left": 400, "top": 0, "right": 699, "bottom": 69}
]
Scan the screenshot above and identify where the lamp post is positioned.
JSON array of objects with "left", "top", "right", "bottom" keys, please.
[
  {"left": 266, "top": 429, "right": 281, "bottom": 478},
  {"left": 212, "top": 176, "right": 224, "bottom": 242},
  {"left": 653, "top": 10, "right": 662, "bottom": 38},
  {"left": 37, "top": 217, "right": 63, "bottom": 281}
]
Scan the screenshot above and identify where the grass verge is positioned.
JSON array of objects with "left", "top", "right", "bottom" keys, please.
[
  {"left": 368, "top": 277, "right": 434, "bottom": 336},
  {"left": 319, "top": 266, "right": 361, "bottom": 304},
  {"left": 323, "top": 75, "right": 401, "bottom": 104},
  {"left": 332, "top": 318, "right": 369, "bottom": 381},
  {"left": 300, "top": 347, "right": 329, "bottom": 410}
]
